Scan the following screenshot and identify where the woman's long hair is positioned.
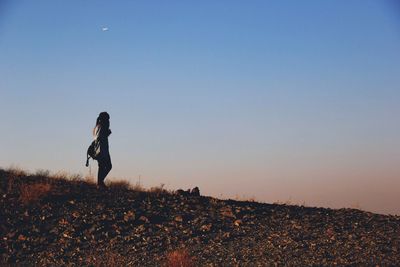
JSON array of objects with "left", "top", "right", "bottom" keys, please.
[{"left": 94, "top": 112, "right": 110, "bottom": 135}]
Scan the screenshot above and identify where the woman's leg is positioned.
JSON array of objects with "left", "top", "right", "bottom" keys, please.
[
  {"left": 97, "top": 159, "right": 106, "bottom": 187},
  {"left": 103, "top": 153, "right": 112, "bottom": 178},
  {"left": 97, "top": 154, "right": 112, "bottom": 186}
]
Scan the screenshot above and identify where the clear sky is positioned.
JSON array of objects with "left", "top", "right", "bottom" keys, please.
[{"left": 1, "top": 1, "right": 399, "bottom": 215}]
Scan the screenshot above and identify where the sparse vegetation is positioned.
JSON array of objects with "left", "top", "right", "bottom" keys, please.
[
  {"left": 233, "top": 194, "right": 257, "bottom": 202},
  {"left": 165, "top": 249, "right": 195, "bottom": 267},
  {"left": 19, "top": 182, "right": 52, "bottom": 204},
  {"left": 85, "top": 245, "right": 128, "bottom": 267},
  {"left": 108, "top": 179, "right": 132, "bottom": 190},
  {"left": 5, "top": 166, "right": 27, "bottom": 177},
  {"left": 69, "top": 173, "right": 83, "bottom": 182},
  {"left": 83, "top": 175, "right": 96, "bottom": 184},
  {"left": 273, "top": 199, "right": 309, "bottom": 207},
  {"left": 35, "top": 169, "right": 50, "bottom": 177},
  {"left": 131, "top": 182, "right": 144, "bottom": 192},
  {"left": 149, "top": 183, "right": 169, "bottom": 195},
  {"left": 53, "top": 170, "right": 70, "bottom": 180}
]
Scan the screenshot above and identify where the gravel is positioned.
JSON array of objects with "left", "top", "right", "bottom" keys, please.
[{"left": 1, "top": 169, "right": 399, "bottom": 266}]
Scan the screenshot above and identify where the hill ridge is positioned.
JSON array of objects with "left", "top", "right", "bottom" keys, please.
[{"left": 1, "top": 168, "right": 399, "bottom": 266}]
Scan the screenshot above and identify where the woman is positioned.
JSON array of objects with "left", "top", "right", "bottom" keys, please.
[{"left": 93, "top": 111, "right": 112, "bottom": 188}]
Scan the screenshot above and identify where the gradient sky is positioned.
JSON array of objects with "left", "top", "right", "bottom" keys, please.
[{"left": 1, "top": 1, "right": 399, "bottom": 215}]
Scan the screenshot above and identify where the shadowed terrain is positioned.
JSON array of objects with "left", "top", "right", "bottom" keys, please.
[{"left": 1, "top": 168, "right": 399, "bottom": 266}]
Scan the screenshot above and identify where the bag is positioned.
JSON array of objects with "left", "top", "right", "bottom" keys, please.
[{"left": 86, "top": 140, "right": 100, "bottom": 167}]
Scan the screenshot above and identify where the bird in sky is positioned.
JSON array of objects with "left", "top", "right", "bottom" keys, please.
[{"left": 102, "top": 27, "right": 109, "bottom": 31}]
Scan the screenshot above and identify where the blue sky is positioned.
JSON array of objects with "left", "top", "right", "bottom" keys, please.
[{"left": 1, "top": 1, "right": 400, "bottom": 214}]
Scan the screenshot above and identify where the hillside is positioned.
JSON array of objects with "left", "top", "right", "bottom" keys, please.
[{"left": 1, "top": 168, "right": 399, "bottom": 266}]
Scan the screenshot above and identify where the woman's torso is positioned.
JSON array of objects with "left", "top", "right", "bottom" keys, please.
[{"left": 94, "top": 125, "right": 110, "bottom": 155}]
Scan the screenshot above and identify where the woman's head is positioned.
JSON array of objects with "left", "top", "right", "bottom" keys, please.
[
  {"left": 96, "top": 111, "right": 110, "bottom": 128},
  {"left": 99, "top": 112, "right": 110, "bottom": 121}
]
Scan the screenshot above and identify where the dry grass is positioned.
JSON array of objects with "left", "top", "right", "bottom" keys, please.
[
  {"left": 131, "top": 182, "right": 144, "bottom": 192},
  {"left": 85, "top": 245, "right": 129, "bottom": 267},
  {"left": 108, "top": 179, "right": 132, "bottom": 190},
  {"left": 273, "top": 198, "right": 294, "bottom": 205},
  {"left": 350, "top": 202, "right": 362, "bottom": 210},
  {"left": 149, "top": 183, "right": 169, "bottom": 195},
  {"left": 83, "top": 175, "right": 96, "bottom": 184},
  {"left": 5, "top": 166, "right": 27, "bottom": 177},
  {"left": 19, "top": 182, "right": 52, "bottom": 204},
  {"left": 69, "top": 173, "right": 83, "bottom": 181},
  {"left": 35, "top": 169, "right": 50, "bottom": 177},
  {"left": 165, "top": 249, "right": 195, "bottom": 267},
  {"left": 273, "top": 199, "right": 308, "bottom": 207},
  {"left": 53, "top": 171, "right": 70, "bottom": 181},
  {"left": 3, "top": 167, "right": 171, "bottom": 199},
  {"left": 233, "top": 194, "right": 257, "bottom": 202}
]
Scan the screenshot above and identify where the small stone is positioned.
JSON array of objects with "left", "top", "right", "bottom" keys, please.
[
  {"left": 124, "top": 211, "right": 135, "bottom": 222},
  {"left": 191, "top": 187, "right": 200, "bottom": 196},
  {"left": 139, "top": 216, "right": 149, "bottom": 223},
  {"left": 62, "top": 233, "right": 72, "bottom": 238},
  {"left": 223, "top": 232, "right": 231, "bottom": 239},
  {"left": 174, "top": 215, "right": 183, "bottom": 222},
  {"left": 137, "top": 225, "right": 146, "bottom": 232},
  {"left": 200, "top": 224, "right": 212, "bottom": 232},
  {"left": 220, "top": 207, "right": 235, "bottom": 218},
  {"left": 7, "top": 231, "right": 16, "bottom": 238},
  {"left": 234, "top": 220, "right": 242, "bottom": 227}
]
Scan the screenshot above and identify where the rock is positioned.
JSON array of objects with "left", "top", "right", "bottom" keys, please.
[
  {"left": 177, "top": 189, "right": 192, "bottom": 196},
  {"left": 222, "top": 232, "right": 231, "bottom": 239},
  {"left": 138, "top": 216, "right": 149, "bottom": 223},
  {"left": 176, "top": 189, "right": 189, "bottom": 196},
  {"left": 177, "top": 187, "right": 200, "bottom": 196},
  {"left": 124, "top": 211, "right": 135, "bottom": 222},
  {"left": 220, "top": 207, "right": 235, "bottom": 218},
  {"left": 174, "top": 215, "right": 183, "bottom": 222},
  {"left": 200, "top": 224, "right": 212, "bottom": 232},
  {"left": 234, "top": 220, "right": 242, "bottom": 227},
  {"left": 191, "top": 187, "right": 200, "bottom": 196}
]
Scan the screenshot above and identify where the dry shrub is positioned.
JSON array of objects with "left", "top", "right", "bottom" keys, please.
[
  {"left": 35, "top": 169, "right": 50, "bottom": 177},
  {"left": 83, "top": 175, "right": 96, "bottom": 184},
  {"left": 6, "top": 167, "right": 27, "bottom": 177},
  {"left": 53, "top": 171, "right": 70, "bottom": 181},
  {"left": 165, "top": 249, "right": 195, "bottom": 267},
  {"left": 19, "top": 182, "right": 52, "bottom": 204},
  {"left": 69, "top": 173, "right": 83, "bottom": 181},
  {"left": 131, "top": 182, "right": 144, "bottom": 192},
  {"left": 149, "top": 183, "right": 168, "bottom": 195},
  {"left": 108, "top": 180, "right": 131, "bottom": 190}
]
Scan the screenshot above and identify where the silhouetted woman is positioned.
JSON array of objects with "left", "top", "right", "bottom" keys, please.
[{"left": 93, "top": 112, "right": 112, "bottom": 188}]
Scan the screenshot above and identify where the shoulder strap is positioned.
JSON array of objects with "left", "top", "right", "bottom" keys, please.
[{"left": 86, "top": 152, "right": 90, "bottom": 167}]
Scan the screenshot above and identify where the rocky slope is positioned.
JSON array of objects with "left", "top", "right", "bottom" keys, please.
[{"left": 1, "top": 168, "right": 399, "bottom": 266}]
